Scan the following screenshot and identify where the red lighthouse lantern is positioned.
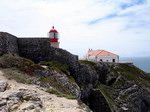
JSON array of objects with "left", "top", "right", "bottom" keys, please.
[{"left": 49, "top": 26, "right": 59, "bottom": 48}]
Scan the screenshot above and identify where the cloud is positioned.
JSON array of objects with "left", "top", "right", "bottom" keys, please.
[
  {"left": 87, "top": 0, "right": 148, "bottom": 26},
  {"left": 119, "top": 0, "right": 146, "bottom": 9},
  {"left": 0, "top": 0, "right": 150, "bottom": 57},
  {"left": 88, "top": 13, "right": 118, "bottom": 25}
]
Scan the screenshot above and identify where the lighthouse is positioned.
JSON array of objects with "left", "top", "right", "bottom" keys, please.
[{"left": 49, "top": 26, "right": 59, "bottom": 48}]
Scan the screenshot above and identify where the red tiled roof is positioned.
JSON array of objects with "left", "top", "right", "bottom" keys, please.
[{"left": 88, "top": 50, "right": 118, "bottom": 57}]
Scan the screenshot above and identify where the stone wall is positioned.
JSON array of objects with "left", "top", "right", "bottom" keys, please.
[
  {"left": 18, "top": 38, "right": 79, "bottom": 76},
  {"left": 0, "top": 32, "right": 18, "bottom": 55},
  {"left": 47, "top": 47, "right": 79, "bottom": 77},
  {"left": 0, "top": 32, "right": 79, "bottom": 77},
  {"left": 18, "top": 38, "right": 50, "bottom": 62}
]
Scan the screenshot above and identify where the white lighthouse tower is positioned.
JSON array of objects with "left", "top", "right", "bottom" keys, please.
[{"left": 49, "top": 26, "right": 59, "bottom": 48}]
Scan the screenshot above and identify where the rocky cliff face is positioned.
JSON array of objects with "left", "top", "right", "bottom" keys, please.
[
  {"left": 0, "top": 54, "right": 150, "bottom": 112},
  {"left": 77, "top": 61, "right": 150, "bottom": 112},
  {"left": 0, "top": 55, "right": 91, "bottom": 112}
]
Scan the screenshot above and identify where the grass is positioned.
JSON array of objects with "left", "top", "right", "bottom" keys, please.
[
  {"left": 38, "top": 76, "right": 65, "bottom": 92},
  {"left": 110, "top": 63, "right": 150, "bottom": 88},
  {"left": 40, "top": 61, "right": 69, "bottom": 75},
  {"left": 79, "top": 60, "right": 96, "bottom": 67},
  {"left": 38, "top": 76, "right": 77, "bottom": 99},
  {"left": 0, "top": 54, "right": 46, "bottom": 84},
  {"left": 0, "top": 54, "right": 34, "bottom": 69},
  {"left": 40, "top": 60, "right": 76, "bottom": 83},
  {"left": 0, "top": 54, "right": 44, "bottom": 76},
  {"left": 96, "top": 83, "right": 116, "bottom": 112},
  {"left": 46, "top": 88, "right": 76, "bottom": 99},
  {"left": 23, "top": 64, "right": 44, "bottom": 76},
  {"left": 46, "top": 88, "right": 62, "bottom": 96},
  {"left": 1, "top": 68, "right": 33, "bottom": 84},
  {"left": 110, "top": 63, "right": 146, "bottom": 81}
]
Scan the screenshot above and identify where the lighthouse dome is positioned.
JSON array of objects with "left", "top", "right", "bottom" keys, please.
[{"left": 49, "top": 26, "right": 58, "bottom": 33}]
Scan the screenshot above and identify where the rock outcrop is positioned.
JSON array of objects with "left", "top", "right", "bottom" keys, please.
[
  {"left": 1, "top": 54, "right": 149, "bottom": 112},
  {"left": 76, "top": 61, "right": 150, "bottom": 112},
  {"left": 0, "top": 88, "right": 43, "bottom": 112},
  {"left": 0, "top": 73, "right": 90, "bottom": 112},
  {"left": 77, "top": 61, "right": 112, "bottom": 112},
  {"left": 0, "top": 80, "right": 7, "bottom": 92},
  {"left": 35, "top": 70, "right": 81, "bottom": 98}
]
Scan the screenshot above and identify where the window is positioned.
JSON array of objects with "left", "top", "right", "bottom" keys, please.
[
  {"left": 100, "top": 59, "right": 103, "bottom": 62},
  {"left": 112, "top": 59, "right": 115, "bottom": 62},
  {"left": 107, "top": 60, "right": 108, "bottom": 62}
]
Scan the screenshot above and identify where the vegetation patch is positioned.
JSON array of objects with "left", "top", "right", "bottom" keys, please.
[
  {"left": 0, "top": 54, "right": 44, "bottom": 76},
  {"left": 23, "top": 64, "right": 44, "bottom": 76},
  {"left": 1, "top": 68, "right": 33, "bottom": 84},
  {"left": 0, "top": 54, "right": 76, "bottom": 99},
  {"left": 96, "top": 83, "right": 116, "bottom": 112},
  {"left": 109, "top": 63, "right": 145, "bottom": 81},
  {"left": 109, "top": 63, "right": 150, "bottom": 88},
  {"left": 79, "top": 60, "right": 96, "bottom": 67},
  {"left": 0, "top": 54, "right": 33, "bottom": 69},
  {"left": 40, "top": 61, "right": 69, "bottom": 75},
  {"left": 38, "top": 76, "right": 76, "bottom": 99},
  {"left": 40, "top": 60, "right": 75, "bottom": 83},
  {"left": 46, "top": 88, "right": 76, "bottom": 99}
]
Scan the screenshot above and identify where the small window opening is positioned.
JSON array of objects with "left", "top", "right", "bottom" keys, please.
[{"left": 112, "top": 59, "right": 115, "bottom": 62}]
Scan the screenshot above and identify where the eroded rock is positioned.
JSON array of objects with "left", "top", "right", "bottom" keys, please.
[
  {"left": 0, "top": 89, "right": 43, "bottom": 112},
  {"left": 0, "top": 80, "right": 8, "bottom": 92}
]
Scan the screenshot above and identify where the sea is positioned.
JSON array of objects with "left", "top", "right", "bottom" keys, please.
[{"left": 120, "top": 57, "right": 150, "bottom": 73}]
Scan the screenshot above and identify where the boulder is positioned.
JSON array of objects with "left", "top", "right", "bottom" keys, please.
[{"left": 0, "top": 80, "right": 8, "bottom": 92}]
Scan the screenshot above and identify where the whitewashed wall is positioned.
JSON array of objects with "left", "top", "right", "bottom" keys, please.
[
  {"left": 50, "top": 42, "right": 59, "bottom": 48},
  {"left": 87, "top": 55, "right": 119, "bottom": 63}
]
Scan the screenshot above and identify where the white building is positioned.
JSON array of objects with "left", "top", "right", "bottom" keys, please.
[{"left": 85, "top": 49, "right": 119, "bottom": 63}]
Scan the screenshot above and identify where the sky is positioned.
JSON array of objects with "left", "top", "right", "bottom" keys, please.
[{"left": 0, "top": 0, "right": 150, "bottom": 58}]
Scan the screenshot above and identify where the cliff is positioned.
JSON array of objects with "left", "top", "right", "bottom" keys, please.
[
  {"left": 0, "top": 54, "right": 91, "bottom": 112},
  {"left": 0, "top": 32, "right": 150, "bottom": 112},
  {"left": 78, "top": 61, "right": 150, "bottom": 112},
  {"left": 0, "top": 54, "right": 150, "bottom": 112}
]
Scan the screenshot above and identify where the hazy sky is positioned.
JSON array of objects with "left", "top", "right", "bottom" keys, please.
[{"left": 0, "top": 0, "right": 150, "bottom": 58}]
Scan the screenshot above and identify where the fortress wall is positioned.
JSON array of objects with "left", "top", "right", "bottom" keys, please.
[
  {"left": 18, "top": 38, "right": 50, "bottom": 62},
  {"left": 47, "top": 47, "right": 79, "bottom": 77},
  {"left": 18, "top": 38, "right": 79, "bottom": 76},
  {"left": 0, "top": 32, "right": 18, "bottom": 55},
  {"left": 0, "top": 32, "right": 79, "bottom": 77}
]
